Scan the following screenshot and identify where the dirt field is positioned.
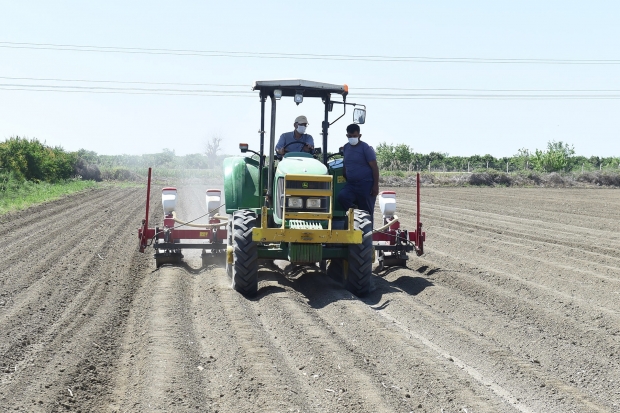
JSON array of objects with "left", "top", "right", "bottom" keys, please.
[{"left": 0, "top": 185, "right": 618, "bottom": 412}]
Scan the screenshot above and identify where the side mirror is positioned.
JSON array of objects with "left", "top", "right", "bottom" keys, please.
[
  {"left": 313, "top": 147, "right": 322, "bottom": 155},
  {"left": 353, "top": 107, "right": 366, "bottom": 124},
  {"left": 239, "top": 143, "right": 249, "bottom": 153}
]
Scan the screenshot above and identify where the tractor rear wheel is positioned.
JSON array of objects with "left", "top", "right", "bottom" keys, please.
[
  {"left": 326, "top": 210, "right": 373, "bottom": 296},
  {"left": 345, "top": 209, "right": 374, "bottom": 296},
  {"left": 231, "top": 210, "right": 258, "bottom": 296}
]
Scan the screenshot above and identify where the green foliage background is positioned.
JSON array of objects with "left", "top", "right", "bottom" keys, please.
[
  {"left": 0, "top": 137, "right": 77, "bottom": 182},
  {"left": 375, "top": 141, "right": 619, "bottom": 173}
]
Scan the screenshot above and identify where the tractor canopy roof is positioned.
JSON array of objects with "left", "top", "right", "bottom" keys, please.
[{"left": 253, "top": 79, "right": 348, "bottom": 98}]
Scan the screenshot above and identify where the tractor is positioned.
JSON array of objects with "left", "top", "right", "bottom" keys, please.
[{"left": 222, "top": 79, "right": 425, "bottom": 296}]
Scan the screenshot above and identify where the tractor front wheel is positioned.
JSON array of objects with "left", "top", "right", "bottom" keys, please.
[{"left": 231, "top": 210, "right": 258, "bottom": 296}]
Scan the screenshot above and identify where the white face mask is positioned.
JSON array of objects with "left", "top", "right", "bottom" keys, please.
[
  {"left": 296, "top": 125, "right": 306, "bottom": 134},
  {"left": 348, "top": 137, "right": 359, "bottom": 146}
]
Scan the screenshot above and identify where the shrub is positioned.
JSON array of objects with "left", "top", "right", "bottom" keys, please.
[
  {"left": 468, "top": 173, "right": 495, "bottom": 186},
  {"left": 577, "top": 172, "right": 620, "bottom": 187},
  {"left": 0, "top": 137, "right": 77, "bottom": 182}
]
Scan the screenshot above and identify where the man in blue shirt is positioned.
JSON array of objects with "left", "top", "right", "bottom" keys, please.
[
  {"left": 337, "top": 124, "right": 380, "bottom": 223},
  {"left": 276, "top": 115, "right": 314, "bottom": 154}
]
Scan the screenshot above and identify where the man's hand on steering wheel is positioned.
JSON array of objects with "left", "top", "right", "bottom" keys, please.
[{"left": 278, "top": 141, "right": 313, "bottom": 155}]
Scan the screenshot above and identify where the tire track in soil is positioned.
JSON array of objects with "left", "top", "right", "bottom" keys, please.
[
  {"left": 198, "top": 271, "right": 314, "bottom": 412},
  {"left": 288, "top": 273, "right": 520, "bottom": 413},
  {"left": 250, "top": 272, "right": 396, "bottom": 412},
  {"left": 109, "top": 266, "right": 208, "bottom": 412}
]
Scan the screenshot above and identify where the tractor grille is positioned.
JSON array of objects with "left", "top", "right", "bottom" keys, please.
[{"left": 286, "top": 180, "right": 331, "bottom": 190}]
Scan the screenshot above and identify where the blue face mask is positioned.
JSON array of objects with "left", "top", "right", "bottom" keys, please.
[
  {"left": 296, "top": 125, "right": 307, "bottom": 134},
  {"left": 348, "top": 137, "right": 359, "bottom": 146}
]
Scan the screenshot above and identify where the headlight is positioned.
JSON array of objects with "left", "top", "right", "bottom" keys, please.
[
  {"left": 287, "top": 197, "right": 303, "bottom": 208},
  {"left": 306, "top": 198, "right": 322, "bottom": 209}
]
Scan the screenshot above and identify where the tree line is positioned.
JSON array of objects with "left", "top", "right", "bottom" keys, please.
[
  {"left": 375, "top": 141, "right": 620, "bottom": 173},
  {"left": 2, "top": 136, "right": 618, "bottom": 189},
  {"left": 0, "top": 136, "right": 225, "bottom": 185}
]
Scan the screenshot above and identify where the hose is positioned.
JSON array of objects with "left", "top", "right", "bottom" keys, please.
[
  {"left": 363, "top": 215, "right": 399, "bottom": 240},
  {"left": 172, "top": 211, "right": 228, "bottom": 228},
  {"left": 150, "top": 203, "right": 227, "bottom": 243},
  {"left": 372, "top": 215, "right": 399, "bottom": 233}
]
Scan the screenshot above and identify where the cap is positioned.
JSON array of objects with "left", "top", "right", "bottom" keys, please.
[{"left": 295, "top": 115, "right": 309, "bottom": 125}]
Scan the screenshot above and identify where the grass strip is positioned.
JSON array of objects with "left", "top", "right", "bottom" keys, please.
[{"left": 0, "top": 179, "right": 99, "bottom": 215}]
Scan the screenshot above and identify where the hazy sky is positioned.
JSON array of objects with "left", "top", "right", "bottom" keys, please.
[{"left": 0, "top": 1, "right": 619, "bottom": 157}]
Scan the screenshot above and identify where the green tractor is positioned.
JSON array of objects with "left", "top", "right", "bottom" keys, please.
[{"left": 223, "top": 80, "right": 373, "bottom": 297}]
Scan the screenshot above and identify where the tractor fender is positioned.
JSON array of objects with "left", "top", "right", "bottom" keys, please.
[{"left": 223, "top": 156, "right": 262, "bottom": 214}]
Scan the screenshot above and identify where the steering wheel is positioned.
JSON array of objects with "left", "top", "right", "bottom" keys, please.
[
  {"left": 276, "top": 140, "right": 312, "bottom": 160},
  {"left": 327, "top": 150, "right": 343, "bottom": 162},
  {"left": 282, "top": 140, "right": 311, "bottom": 153}
]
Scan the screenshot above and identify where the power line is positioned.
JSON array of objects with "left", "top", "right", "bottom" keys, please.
[
  {"left": 0, "top": 76, "right": 249, "bottom": 88},
  {"left": 1, "top": 41, "right": 620, "bottom": 65},
  {"left": 1, "top": 76, "right": 620, "bottom": 94},
  {"left": 353, "top": 92, "right": 620, "bottom": 98},
  {"left": 0, "top": 83, "right": 254, "bottom": 94},
  {"left": 355, "top": 86, "right": 620, "bottom": 92},
  {"left": 2, "top": 85, "right": 620, "bottom": 99},
  {"left": 0, "top": 87, "right": 253, "bottom": 97}
]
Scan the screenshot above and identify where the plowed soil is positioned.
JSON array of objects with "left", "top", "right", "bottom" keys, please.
[{"left": 1, "top": 185, "right": 618, "bottom": 412}]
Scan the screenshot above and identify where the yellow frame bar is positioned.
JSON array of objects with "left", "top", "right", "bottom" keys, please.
[
  {"left": 253, "top": 227, "right": 362, "bottom": 243},
  {"left": 255, "top": 206, "right": 361, "bottom": 244},
  {"left": 285, "top": 189, "right": 332, "bottom": 196},
  {"left": 285, "top": 174, "right": 332, "bottom": 182}
]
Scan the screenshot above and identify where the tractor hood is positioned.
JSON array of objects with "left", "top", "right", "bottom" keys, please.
[{"left": 276, "top": 154, "right": 328, "bottom": 176}]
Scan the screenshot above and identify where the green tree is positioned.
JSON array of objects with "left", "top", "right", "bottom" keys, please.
[
  {"left": 512, "top": 148, "right": 531, "bottom": 170},
  {"left": 375, "top": 142, "right": 394, "bottom": 169},
  {"left": 531, "top": 141, "right": 575, "bottom": 172}
]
